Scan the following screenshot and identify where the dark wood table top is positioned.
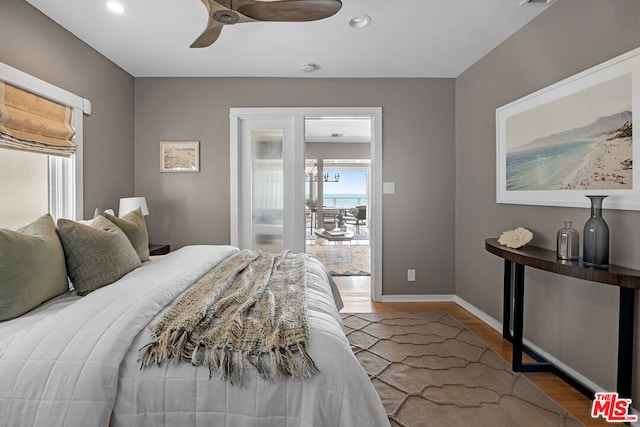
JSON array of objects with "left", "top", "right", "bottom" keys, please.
[{"left": 485, "top": 238, "right": 640, "bottom": 289}]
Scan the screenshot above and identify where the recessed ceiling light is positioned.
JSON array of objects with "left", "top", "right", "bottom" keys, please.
[
  {"left": 349, "top": 14, "right": 371, "bottom": 29},
  {"left": 518, "top": 0, "right": 556, "bottom": 5},
  {"left": 106, "top": 1, "right": 125, "bottom": 14}
]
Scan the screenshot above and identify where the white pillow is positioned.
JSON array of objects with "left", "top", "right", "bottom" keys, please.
[{"left": 76, "top": 208, "right": 115, "bottom": 225}]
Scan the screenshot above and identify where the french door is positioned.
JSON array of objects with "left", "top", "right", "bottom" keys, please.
[
  {"left": 230, "top": 107, "right": 383, "bottom": 301},
  {"left": 230, "top": 114, "right": 305, "bottom": 254}
]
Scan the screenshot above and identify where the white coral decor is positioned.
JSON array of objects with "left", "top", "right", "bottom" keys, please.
[{"left": 498, "top": 227, "right": 533, "bottom": 249}]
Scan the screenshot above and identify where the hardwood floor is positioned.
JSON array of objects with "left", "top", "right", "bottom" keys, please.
[{"left": 333, "top": 276, "right": 608, "bottom": 426}]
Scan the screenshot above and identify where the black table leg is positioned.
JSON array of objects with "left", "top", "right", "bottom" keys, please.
[
  {"left": 617, "top": 287, "right": 635, "bottom": 399},
  {"left": 503, "top": 260, "right": 513, "bottom": 340},
  {"left": 512, "top": 263, "right": 525, "bottom": 372}
]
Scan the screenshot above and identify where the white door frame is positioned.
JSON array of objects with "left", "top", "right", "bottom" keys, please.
[{"left": 230, "top": 107, "right": 383, "bottom": 302}]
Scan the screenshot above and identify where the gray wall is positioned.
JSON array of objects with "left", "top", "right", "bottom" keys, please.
[
  {"left": 134, "top": 78, "right": 456, "bottom": 295},
  {"left": 456, "top": 0, "right": 640, "bottom": 397},
  {"left": 0, "top": 0, "right": 135, "bottom": 219},
  {"left": 306, "top": 142, "right": 371, "bottom": 160}
]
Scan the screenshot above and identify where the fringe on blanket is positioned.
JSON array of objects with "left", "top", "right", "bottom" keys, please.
[{"left": 140, "top": 333, "right": 318, "bottom": 387}]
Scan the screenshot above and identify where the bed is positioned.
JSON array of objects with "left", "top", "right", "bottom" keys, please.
[{"left": 0, "top": 238, "right": 389, "bottom": 426}]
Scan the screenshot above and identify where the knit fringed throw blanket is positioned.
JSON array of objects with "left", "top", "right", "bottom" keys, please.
[{"left": 140, "top": 249, "right": 318, "bottom": 386}]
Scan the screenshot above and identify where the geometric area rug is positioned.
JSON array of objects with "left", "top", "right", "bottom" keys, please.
[{"left": 341, "top": 312, "right": 585, "bottom": 427}]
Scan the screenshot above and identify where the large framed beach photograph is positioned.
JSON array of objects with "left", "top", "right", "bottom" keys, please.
[
  {"left": 496, "top": 47, "right": 639, "bottom": 210},
  {"left": 160, "top": 141, "right": 200, "bottom": 172}
]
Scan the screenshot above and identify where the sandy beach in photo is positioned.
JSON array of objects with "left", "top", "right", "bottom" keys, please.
[{"left": 561, "top": 134, "right": 632, "bottom": 190}]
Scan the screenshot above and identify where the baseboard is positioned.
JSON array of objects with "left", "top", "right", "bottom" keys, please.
[
  {"left": 453, "top": 296, "right": 503, "bottom": 332},
  {"left": 378, "top": 294, "right": 456, "bottom": 303}
]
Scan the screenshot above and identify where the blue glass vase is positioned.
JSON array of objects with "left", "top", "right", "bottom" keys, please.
[{"left": 583, "top": 195, "right": 609, "bottom": 268}]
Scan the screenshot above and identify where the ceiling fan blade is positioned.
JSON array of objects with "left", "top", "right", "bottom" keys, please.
[
  {"left": 190, "top": 21, "right": 224, "bottom": 48},
  {"left": 236, "top": 0, "right": 342, "bottom": 22}
]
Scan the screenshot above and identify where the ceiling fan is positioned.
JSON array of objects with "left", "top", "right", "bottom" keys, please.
[{"left": 191, "top": 0, "right": 343, "bottom": 48}]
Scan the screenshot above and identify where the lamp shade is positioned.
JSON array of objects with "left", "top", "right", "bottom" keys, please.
[{"left": 119, "top": 197, "right": 149, "bottom": 217}]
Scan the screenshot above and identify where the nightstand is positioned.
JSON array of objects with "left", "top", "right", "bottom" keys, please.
[{"left": 149, "top": 244, "right": 170, "bottom": 256}]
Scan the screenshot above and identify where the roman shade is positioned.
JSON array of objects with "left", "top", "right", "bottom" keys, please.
[{"left": 0, "top": 81, "right": 77, "bottom": 157}]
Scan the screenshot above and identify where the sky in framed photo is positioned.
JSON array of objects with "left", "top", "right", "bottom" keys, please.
[
  {"left": 506, "top": 74, "right": 631, "bottom": 152},
  {"left": 505, "top": 73, "right": 632, "bottom": 191}
]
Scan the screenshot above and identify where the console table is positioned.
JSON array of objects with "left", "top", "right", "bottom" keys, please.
[{"left": 485, "top": 237, "right": 640, "bottom": 399}]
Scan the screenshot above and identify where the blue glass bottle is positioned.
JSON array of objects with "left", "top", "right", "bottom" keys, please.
[{"left": 583, "top": 195, "right": 609, "bottom": 268}]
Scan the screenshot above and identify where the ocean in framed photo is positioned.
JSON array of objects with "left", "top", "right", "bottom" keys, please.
[{"left": 506, "top": 140, "right": 594, "bottom": 190}]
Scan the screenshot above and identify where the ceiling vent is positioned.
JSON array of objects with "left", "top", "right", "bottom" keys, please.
[
  {"left": 301, "top": 63, "right": 320, "bottom": 73},
  {"left": 519, "top": 0, "right": 556, "bottom": 5}
]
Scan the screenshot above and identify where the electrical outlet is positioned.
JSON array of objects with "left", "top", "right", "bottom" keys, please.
[{"left": 407, "top": 269, "right": 416, "bottom": 282}]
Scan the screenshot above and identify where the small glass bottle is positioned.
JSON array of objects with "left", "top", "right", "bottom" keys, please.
[{"left": 557, "top": 220, "right": 579, "bottom": 261}]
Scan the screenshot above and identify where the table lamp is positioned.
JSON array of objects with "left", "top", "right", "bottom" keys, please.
[{"left": 119, "top": 197, "right": 149, "bottom": 217}]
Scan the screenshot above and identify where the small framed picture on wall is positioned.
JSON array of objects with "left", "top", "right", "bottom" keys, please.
[{"left": 160, "top": 141, "right": 200, "bottom": 172}]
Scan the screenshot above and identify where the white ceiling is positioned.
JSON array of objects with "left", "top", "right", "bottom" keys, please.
[
  {"left": 305, "top": 118, "right": 371, "bottom": 143},
  {"left": 24, "top": 0, "right": 554, "bottom": 78}
]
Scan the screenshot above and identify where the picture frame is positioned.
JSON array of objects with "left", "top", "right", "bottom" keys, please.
[
  {"left": 160, "top": 141, "right": 200, "bottom": 173},
  {"left": 496, "top": 47, "right": 639, "bottom": 210}
]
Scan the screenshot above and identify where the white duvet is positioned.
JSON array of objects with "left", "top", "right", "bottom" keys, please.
[{"left": 0, "top": 246, "right": 389, "bottom": 427}]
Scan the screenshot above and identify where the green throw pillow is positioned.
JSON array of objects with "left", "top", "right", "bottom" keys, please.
[
  {"left": 94, "top": 207, "right": 149, "bottom": 262},
  {"left": 0, "top": 214, "right": 69, "bottom": 321},
  {"left": 57, "top": 216, "right": 142, "bottom": 296}
]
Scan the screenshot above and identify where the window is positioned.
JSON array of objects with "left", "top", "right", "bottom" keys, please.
[
  {"left": 0, "top": 62, "right": 90, "bottom": 228},
  {"left": 0, "top": 146, "right": 79, "bottom": 230},
  {"left": 0, "top": 150, "right": 48, "bottom": 229}
]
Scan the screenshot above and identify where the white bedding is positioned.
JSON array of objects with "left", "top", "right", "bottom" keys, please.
[{"left": 0, "top": 245, "right": 389, "bottom": 427}]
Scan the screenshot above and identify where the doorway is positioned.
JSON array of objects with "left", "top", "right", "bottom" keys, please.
[
  {"left": 305, "top": 160, "right": 370, "bottom": 269},
  {"left": 304, "top": 117, "right": 371, "bottom": 285},
  {"left": 230, "top": 107, "right": 383, "bottom": 301}
]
